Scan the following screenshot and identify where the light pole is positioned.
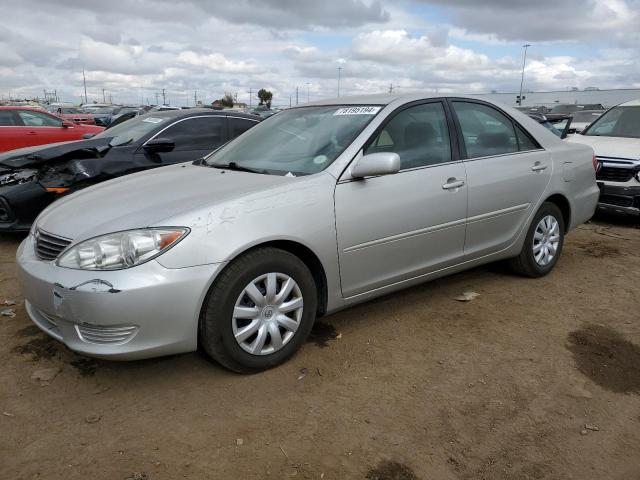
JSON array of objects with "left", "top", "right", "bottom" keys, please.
[
  {"left": 518, "top": 44, "right": 531, "bottom": 106},
  {"left": 337, "top": 66, "right": 342, "bottom": 97},
  {"left": 82, "top": 68, "right": 88, "bottom": 104}
]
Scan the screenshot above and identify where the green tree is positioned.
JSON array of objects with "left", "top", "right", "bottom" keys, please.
[
  {"left": 257, "top": 88, "right": 273, "bottom": 108},
  {"left": 220, "top": 94, "right": 234, "bottom": 108}
]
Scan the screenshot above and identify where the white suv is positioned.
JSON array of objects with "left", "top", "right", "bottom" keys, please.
[{"left": 568, "top": 99, "right": 640, "bottom": 216}]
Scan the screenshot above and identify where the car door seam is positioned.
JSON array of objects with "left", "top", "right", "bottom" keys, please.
[
  {"left": 465, "top": 203, "right": 530, "bottom": 224},
  {"left": 343, "top": 217, "right": 467, "bottom": 253}
]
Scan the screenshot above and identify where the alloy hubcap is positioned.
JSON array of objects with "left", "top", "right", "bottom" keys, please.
[
  {"left": 232, "top": 272, "right": 304, "bottom": 356},
  {"left": 533, "top": 215, "right": 560, "bottom": 266}
]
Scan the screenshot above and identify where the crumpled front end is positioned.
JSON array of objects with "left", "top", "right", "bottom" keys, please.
[{"left": 0, "top": 139, "right": 111, "bottom": 231}]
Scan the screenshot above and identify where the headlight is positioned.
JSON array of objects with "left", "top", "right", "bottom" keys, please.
[{"left": 57, "top": 228, "right": 189, "bottom": 270}]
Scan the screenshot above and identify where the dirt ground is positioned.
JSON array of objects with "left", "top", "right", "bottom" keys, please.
[{"left": 1, "top": 215, "right": 639, "bottom": 480}]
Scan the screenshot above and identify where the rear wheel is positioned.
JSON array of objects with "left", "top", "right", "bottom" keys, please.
[
  {"left": 199, "top": 248, "right": 317, "bottom": 373},
  {"left": 508, "top": 202, "right": 565, "bottom": 277}
]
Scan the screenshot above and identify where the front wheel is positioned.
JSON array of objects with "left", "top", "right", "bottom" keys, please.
[
  {"left": 508, "top": 202, "right": 565, "bottom": 277},
  {"left": 199, "top": 248, "right": 318, "bottom": 373}
]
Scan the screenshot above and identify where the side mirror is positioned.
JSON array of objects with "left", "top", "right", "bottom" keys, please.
[
  {"left": 143, "top": 137, "right": 175, "bottom": 153},
  {"left": 350, "top": 152, "right": 401, "bottom": 178},
  {"left": 61, "top": 120, "right": 74, "bottom": 128},
  {"left": 82, "top": 133, "right": 96, "bottom": 139}
]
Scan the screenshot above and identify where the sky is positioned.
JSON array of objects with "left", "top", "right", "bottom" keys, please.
[{"left": 1, "top": 0, "right": 639, "bottom": 106}]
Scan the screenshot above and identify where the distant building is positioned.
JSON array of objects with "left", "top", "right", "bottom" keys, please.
[{"left": 476, "top": 87, "right": 640, "bottom": 108}]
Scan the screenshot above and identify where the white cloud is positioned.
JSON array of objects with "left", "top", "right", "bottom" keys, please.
[{"left": 0, "top": 0, "right": 639, "bottom": 105}]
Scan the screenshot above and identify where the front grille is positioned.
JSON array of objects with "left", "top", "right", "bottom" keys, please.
[
  {"left": 35, "top": 229, "right": 72, "bottom": 261},
  {"left": 596, "top": 166, "right": 636, "bottom": 182},
  {"left": 600, "top": 194, "right": 635, "bottom": 208},
  {"left": 75, "top": 324, "right": 138, "bottom": 345}
]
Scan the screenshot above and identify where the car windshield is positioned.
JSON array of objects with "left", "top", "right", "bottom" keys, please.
[
  {"left": 204, "top": 105, "right": 382, "bottom": 175},
  {"left": 583, "top": 106, "right": 640, "bottom": 139},
  {"left": 572, "top": 111, "right": 602, "bottom": 123},
  {"left": 540, "top": 121, "right": 563, "bottom": 137},
  {"left": 61, "top": 108, "right": 81, "bottom": 114},
  {"left": 93, "top": 114, "right": 169, "bottom": 145}
]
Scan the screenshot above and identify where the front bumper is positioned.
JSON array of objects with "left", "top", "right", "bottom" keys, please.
[
  {"left": 597, "top": 182, "right": 640, "bottom": 216},
  {"left": 17, "top": 235, "right": 223, "bottom": 360}
]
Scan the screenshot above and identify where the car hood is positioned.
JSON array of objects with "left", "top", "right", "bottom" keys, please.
[
  {"left": 35, "top": 163, "right": 296, "bottom": 241},
  {"left": 567, "top": 135, "right": 640, "bottom": 160},
  {"left": 0, "top": 137, "right": 112, "bottom": 169}
]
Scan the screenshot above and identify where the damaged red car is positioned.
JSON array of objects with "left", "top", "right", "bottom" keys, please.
[{"left": 52, "top": 106, "right": 96, "bottom": 125}]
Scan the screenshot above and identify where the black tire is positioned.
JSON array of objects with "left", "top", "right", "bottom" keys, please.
[
  {"left": 199, "top": 247, "right": 318, "bottom": 373},
  {"left": 508, "top": 202, "right": 565, "bottom": 278}
]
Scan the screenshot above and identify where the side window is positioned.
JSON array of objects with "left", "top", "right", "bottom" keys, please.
[
  {"left": 17, "top": 111, "right": 62, "bottom": 127},
  {"left": 515, "top": 125, "right": 538, "bottom": 151},
  {"left": 229, "top": 118, "right": 258, "bottom": 139},
  {"left": 0, "top": 111, "right": 16, "bottom": 126},
  {"left": 365, "top": 102, "right": 452, "bottom": 169},
  {"left": 453, "top": 102, "right": 518, "bottom": 158},
  {"left": 162, "top": 117, "right": 225, "bottom": 151}
]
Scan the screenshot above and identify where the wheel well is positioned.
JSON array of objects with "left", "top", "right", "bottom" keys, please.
[
  {"left": 545, "top": 194, "right": 571, "bottom": 229},
  {"left": 242, "top": 240, "right": 329, "bottom": 317}
]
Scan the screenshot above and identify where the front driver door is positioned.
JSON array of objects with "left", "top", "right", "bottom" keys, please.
[
  {"left": 334, "top": 101, "right": 468, "bottom": 298},
  {"left": 138, "top": 116, "right": 227, "bottom": 165}
]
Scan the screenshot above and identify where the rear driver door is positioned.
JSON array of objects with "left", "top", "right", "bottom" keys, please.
[{"left": 449, "top": 100, "right": 551, "bottom": 258}]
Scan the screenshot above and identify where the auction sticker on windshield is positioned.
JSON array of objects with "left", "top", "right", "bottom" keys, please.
[
  {"left": 142, "top": 117, "right": 164, "bottom": 124},
  {"left": 333, "top": 106, "right": 382, "bottom": 116}
]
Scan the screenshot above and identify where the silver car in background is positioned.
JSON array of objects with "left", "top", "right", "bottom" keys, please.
[{"left": 17, "top": 94, "right": 599, "bottom": 372}]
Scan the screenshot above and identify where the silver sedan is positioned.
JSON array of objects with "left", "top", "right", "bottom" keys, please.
[{"left": 17, "top": 94, "right": 599, "bottom": 372}]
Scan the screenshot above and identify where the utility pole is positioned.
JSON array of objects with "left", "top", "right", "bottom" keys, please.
[
  {"left": 518, "top": 44, "right": 531, "bottom": 106},
  {"left": 296, "top": 86, "right": 299, "bottom": 105},
  {"left": 337, "top": 66, "right": 342, "bottom": 97},
  {"left": 249, "top": 87, "right": 252, "bottom": 109},
  {"left": 162, "top": 88, "right": 166, "bottom": 105},
  {"left": 155, "top": 92, "right": 159, "bottom": 105},
  {"left": 194, "top": 90, "right": 197, "bottom": 106},
  {"left": 82, "top": 68, "right": 88, "bottom": 104},
  {"left": 289, "top": 95, "right": 292, "bottom": 108},
  {"left": 102, "top": 88, "right": 106, "bottom": 103},
  {"left": 389, "top": 83, "right": 394, "bottom": 94},
  {"left": 306, "top": 82, "right": 310, "bottom": 103}
]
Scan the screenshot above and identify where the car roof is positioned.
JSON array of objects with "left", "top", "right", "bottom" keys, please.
[
  {"left": 619, "top": 99, "right": 640, "bottom": 107},
  {"left": 142, "top": 108, "right": 261, "bottom": 120},
  {"left": 0, "top": 106, "right": 51, "bottom": 113}
]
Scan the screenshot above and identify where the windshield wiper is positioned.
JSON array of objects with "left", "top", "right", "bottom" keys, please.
[{"left": 210, "top": 162, "right": 267, "bottom": 174}]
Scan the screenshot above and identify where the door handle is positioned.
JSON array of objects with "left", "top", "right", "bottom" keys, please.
[
  {"left": 531, "top": 162, "right": 547, "bottom": 172},
  {"left": 26, "top": 131, "right": 37, "bottom": 135},
  {"left": 442, "top": 178, "right": 465, "bottom": 190}
]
